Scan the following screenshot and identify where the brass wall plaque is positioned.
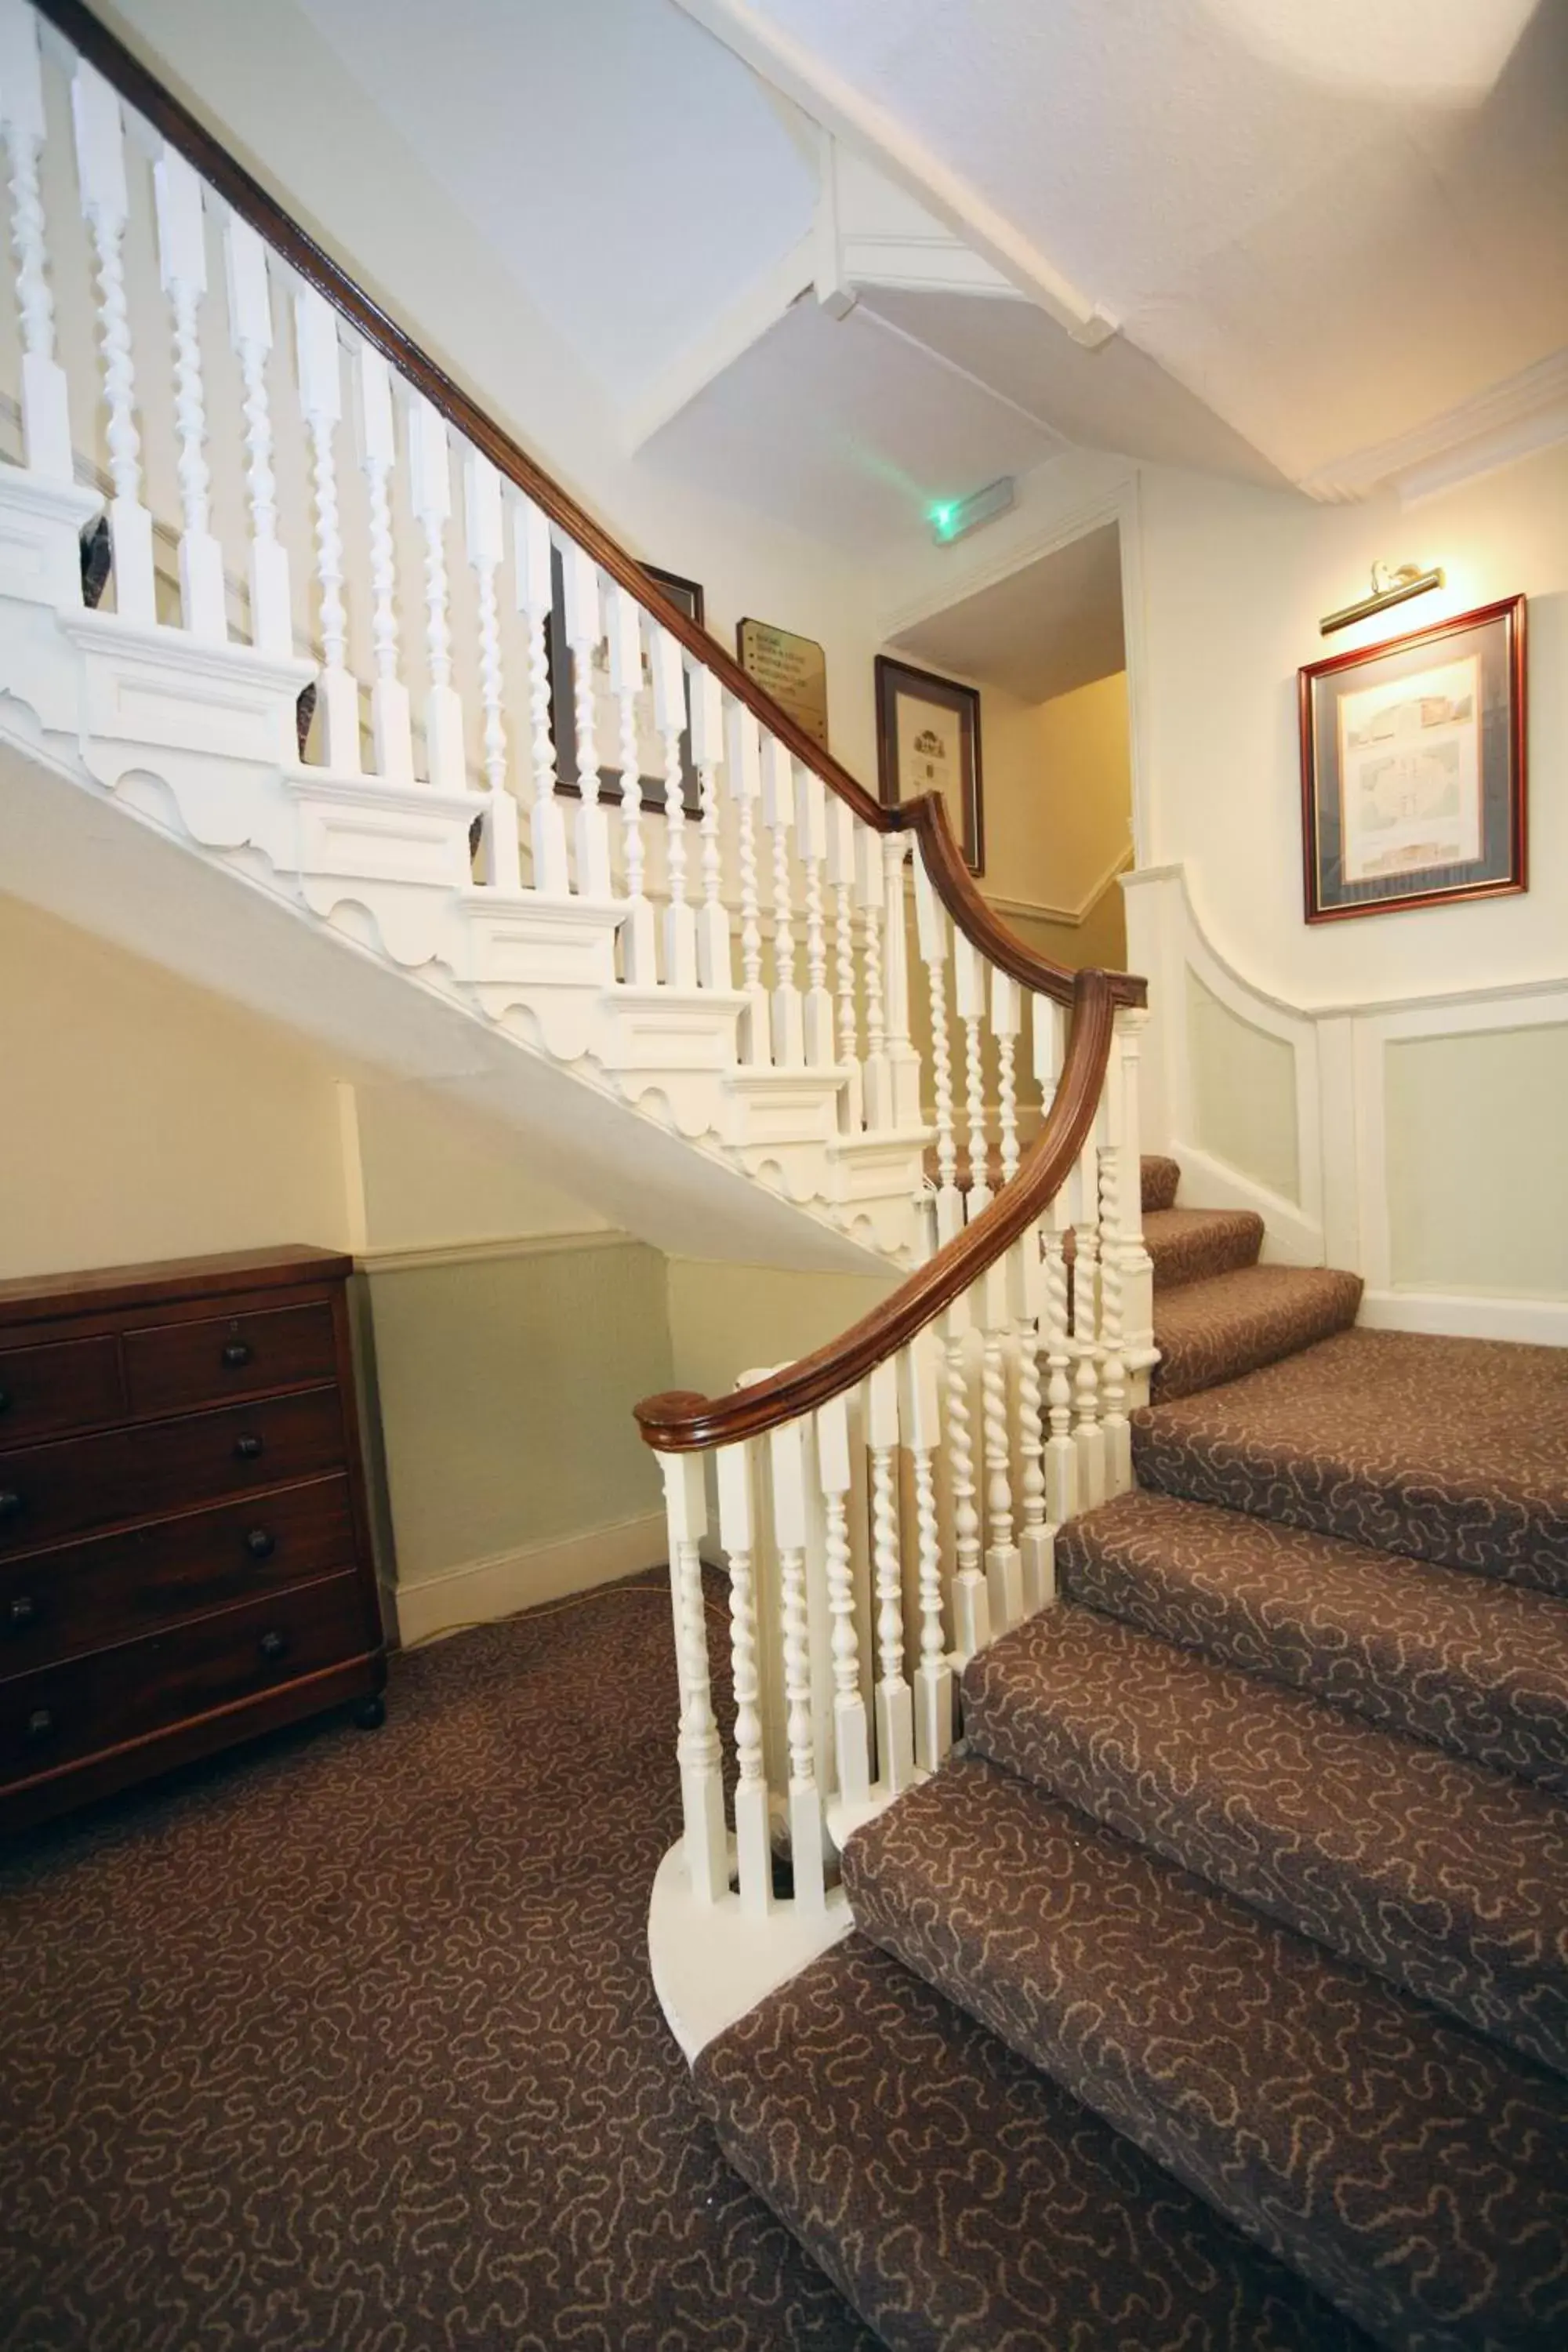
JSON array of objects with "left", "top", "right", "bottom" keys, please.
[{"left": 737, "top": 617, "right": 829, "bottom": 750}]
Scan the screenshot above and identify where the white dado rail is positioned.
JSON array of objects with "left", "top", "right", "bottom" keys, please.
[
  {"left": 1124, "top": 864, "right": 1568, "bottom": 1345},
  {"left": 0, "top": 0, "right": 1141, "bottom": 1273}
]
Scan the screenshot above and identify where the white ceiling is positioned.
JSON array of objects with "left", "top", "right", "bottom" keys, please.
[{"left": 891, "top": 524, "right": 1125, "bottom": 706}]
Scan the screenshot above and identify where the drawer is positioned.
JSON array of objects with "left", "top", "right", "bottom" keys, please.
[
  {"left": 0, "top": 1570, "right": 375, "bottom": 1786},
  {"left": 0, "top": 1388, "right": 347, "bottom": 1556},
  {"left": 0, "top": 1334, "right": 123, "bottom": 1442},
  {"left": 123, "top": 1300, "right": 338, "bottom": 1417},
  {"left": 0, "top": 1474, "right": 357, "bottom": 1673}
]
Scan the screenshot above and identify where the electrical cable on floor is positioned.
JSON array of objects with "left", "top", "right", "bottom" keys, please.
[{"left": 400, "top": 1578, "right": 729, "bottom": 1652}]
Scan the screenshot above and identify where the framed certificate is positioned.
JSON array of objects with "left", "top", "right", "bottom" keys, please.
[{"left": 874, "top": 655, "right": 984, "bottom": 875}]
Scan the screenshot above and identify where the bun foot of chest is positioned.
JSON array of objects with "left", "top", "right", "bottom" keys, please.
[{"left": 352, "top": 1692, "right": 387, "bottom": 1730}]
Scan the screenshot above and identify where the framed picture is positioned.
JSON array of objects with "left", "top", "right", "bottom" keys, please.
[
  {"left": 874, "top": 655, "right": 984, "bottom": 874},
  {"left": 1299, "top": 594, "right": 1526, "bottom": 923},
  {"left": 548, "top": 561, "right": 705, "bottom": 818}
]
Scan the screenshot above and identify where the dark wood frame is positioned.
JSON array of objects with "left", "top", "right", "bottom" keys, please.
[
  {"left": 875, "top": 655, "right": 985, "bottom": 876},
  {"left": 548, "top": 562, "right": 704, "bottom": 818},
  {"left": 1298, "top": 593, "right": 1526, "bottom": 924}
]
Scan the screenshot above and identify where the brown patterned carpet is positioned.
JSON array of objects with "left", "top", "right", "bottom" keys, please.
[{"left": 0, "top": 1577, "right": 874, "bottom": 2352}]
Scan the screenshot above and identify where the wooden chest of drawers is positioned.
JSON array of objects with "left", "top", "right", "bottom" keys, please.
[{"left": 0, "top": 1246, "right": 386, "bottom": 1833}]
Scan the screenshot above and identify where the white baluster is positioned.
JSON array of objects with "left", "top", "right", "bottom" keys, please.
[
  {"left": 1072, "top": 1109, "right": 1108, "bottom": 1512},
  {"left": 941, "top": 1290, "right": 989, "bottom": 1663},
  {"left": 1097, "top": 1027, "right": 1132, "bottom": 1494},
  {"left": 0, "top": 2, "right": 72, "bottom": 481},
  {"left": 1034, "top": 995, "right": 1078, "bottom": 1527},
  {"left": 658, "top": 1453, "right": 726, "bottom": 1904},
  {"left": 815, "top": 1392, "right": 869, "bottom": 1805},
  {"left": 514, "top": 495, "right": 569, "bottom": 895},
  {"left": 980, "top": 1258, "right": 1022, "bottom": 1632},
  {"left": 716, "top": 1441, "right": 770, "bottom": 1919},
  {"left": 912, "top": 854, "right": 960, "bottom": 1242},
  {"left": 760, "top": 735, "right": 804, "bottom": 1063},
  {"left": 724, "top": 701, "right": 768, "bottom": 1062},
  {"left": 354, "top": 345, "right": 412, "bottom": 781},
  {"left": 795, "top": 765, "right": 833, "bottom": 1063},
  {"left": 992, "top": 967, "right": 1022, "bottom": 1189},
  {"left": 608, "top": 583, "right": 656, "bottom": 976},
  {"left": 70, "top": 64, "right": 154, "bottom": 624},
  {"left": 859, "top": 822, "right": 891, "bottom": 1126},
  {"left": 464, "top": 447, "right": 520, "bottom": 887},
  {"left": 1118, "top": 1005, "right": 1158, "bottom": 1408},
  {"left": 882, "top": 835, "right": 922, "bottom": 1127},
  {"left": 691, "top": 667, "right": 732, "bottom": 990},
  {"left": 558, "top": 542, "right": 611, "bottom": 898},
  {"left": 825, "top": 798, "right": 864, "bottom": 1134},
  {"left": 222, "top": 216, "right": 291, "bottom": 657},
  {"left": 770, "top": 1417, "right": 825, "bottom": 1912},
  {"left": 408, "top": 394, "right": 464, "bottom": 791},
  {"left": 292, "top": 285, "right": 358, "bottom": 769},
  {"left": 151, "top": 147, "right": 224, "bottom": 639},
  {"left": 953, "top": 930, "right": 990, "bottom": 1215},
  {"left": 866, "top": 1357, "right": 915, "bottom": 1794},
  {"left": 900, "top": 1335, "right": 951, "bottom": 1773},
  {"left": 1012, "top": 1231, "right": 1054, "bottom": 1613},
  {"left": 652, "top": 623, "right": 697, "bottom": 985}
]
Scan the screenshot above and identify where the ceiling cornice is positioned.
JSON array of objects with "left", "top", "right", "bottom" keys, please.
[{"left": 1297, "top": 350, "right": 1568, "bottom": 504}]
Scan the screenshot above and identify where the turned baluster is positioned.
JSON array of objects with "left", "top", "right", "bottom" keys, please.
[
  {"left": 900, "top": 1335, "right": 952, "bottom": 1772},
  {"left": 953, "top": 931, "right": 990, "bottom": 1214},
  {"left": 464, "top": 447, "right": 521, "bottom": 887},
  {"left": 866, "top": 1357, "right": 915, "bottom": 1794},
  {"left": 690, "top": 667, "right": 732, "bottom": 990},
  {"left": 1117, "top": 1005, "right": 1158, "bottom": 1406},
  {"left": 881, "top": 836, "right": 922, "bottom": 1128},
  {"left": 859, "top": 822, "right": 891, "bottom": 1127},
  {"left": 724, "top": 701, "right": 768, "bottom": 1062},
  {"left": 0, "top": 3, "right": 72, "bottom": 481},
  {"left": 354, "top": 346, "right": 413, "bottom": 781},
  {"left": 770, "top": 1417, "right": 825, "bottom": 1912},
  {"left": 760, "top": 735, "right": 804, "bottom": 1064},
  {"left": 993, "top": 968, "right": 1022, "bottom": 1188},
  {"left": 222, "top": 216, "right": 292, "bottom": 659},
  {"left": 1098, "top": 1026, "right": 1132, "bottom": 1495},
  {"left": 408, "top": 394, "right": 465, "bottom": 791},
  {"left": 70, "top": 62, "right": 154, "bottom": 623},
  {"left": 1072, "top": 1105, "right": 1108, "bottom": 1512},
  {"left": 912, "top": 854, "right": 960, "bottom": 1242},
  {"left": 980, "top": 1258, "right": 1022, "bottom": 1633},
  {"left": 795, "top": 766, "right": 833, "bottom": 1063},
  {"left": 151, "top": 147, "right": 225, "bottom": 640},
  {"left": 608, "top": 582, "right": 656, "bottom": 976},
  {"left": 1042, "top": 1203, "right": 1079, "bottom": 1528},
  {"left": 716, "top": 1441, "right": 770, "bottom": 1918},
  {"left": 1011, "top": 1232, "right": 1054, "bottom": 1613},
  {"left": 513, "top": 495, "right": 569, "bottom": 895},
  {"left": 941, "top": 1290, "right": 989, "bottom": 1663},
  {"left": 657, "top": 1453, "right": 726, "bottom": 1904},
  {"left": 815, "top": 1392, "right": 869, "bottom": 1806},
  {"left": 556, "top": 542, "right": 610, "bottom": 898},
  {"left": 292, "top": 286, "right": 358, "bottom": 769},
  {"left": 652, "top": 623, "right": 697, "bottom": 985},
  {"left": 825, "top": 798, "right": 864, "bottom": 1134}
]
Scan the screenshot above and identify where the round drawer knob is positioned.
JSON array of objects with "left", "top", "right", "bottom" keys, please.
[
  {"left": 222, "top": 1341, "right": 252, "bottom": 1369},
  {"left": 0, "top": 1388, "right": 11, "bottom": 1414},
  {"left": 258, "top": 1630, "right": 289, "bottom": 1664},
  {"left": 234, "top": 1434, "right": 263, "bottom": 1462},
  {"left": 25, "top": 1706, "right": 54, "bottom": 1741},
  {"left": 0, "top": 1490, "right": 21, "bottom": 1523},
  {"left": 6, "top": 1594, "right": 37, "bottom": 1632},
  {"left": 245, "top": 1527, "right": 276, "bottom": 1561}
]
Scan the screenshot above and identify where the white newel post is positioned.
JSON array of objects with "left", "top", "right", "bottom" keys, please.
[
  {"left": 653, "top": 624, "right": 697, "bottom": 984},
  {"left": 769, "top": 1418, "right": 826, "bottom": 1911},
  {"left": 980, "top": 1258, "right": 1022, "bottom": 1633},
  {"left": 354, "top": 346, "right": 414, "bottom": 782},
  {"left": 1098, "top": 1025, "right": 1132, "bottom": 1496},
  {"left": 993, "top": 968, "right": 1022, "bottom": 1188},
  {"left": 795, "top": 767, "right": 833, "bottom": 1063},
  {"left": 152, "top": 147, "right": 225, "bottom": 641},
  {"left": 761, "top": 735, "right": 804, "bottom": 1064},
  {"left": 71, "top": 63, "right": 154, "bottom": 624},
  {"left": 0, "top": 1, "right": 74, "bottom": 482},
  {"left": 293, "top": 285, "right": 358, "bottom": 770},
  {"left": 912, "top": 855, "right": 960, "bottom": 1241},
  {"left": 815, "top": 1392, "right": 869, "bottom": 1804},
  {"left": 659, "top": 1451, "right": 727, "bottom": 1906},
  {"left": 941, "top": 1289, "right": 990, "bottom": 1662},
  {"left": 408, "top": 394, "right": 465, "bottom": 792},
  {"left": 561, "top": 543, "right": 611, "bottom": 898},
  {"left": 715, "top": 1441, "right": 771, "bottom": 1919},
  {"left": 464, "top": 447, "right": 520, "bottom": 886},
  {"left": 514, "top": 495, "right": 569, "bottom": 895},
  {"left": 858, "top": 822, "right": 891, "bottom": 1127},
  {"left": 882, "top": 835, "right": 922, "bottom": 1128},
  {"left": 825, "top": 798, "right": 864, "bottom": 1133},
  {"left": 223, "top": 216, "right": 292, "bottom": 658},
  {"left": 1072, "top": 1105, "right": 1108, "bottom": 1512},
  {"left": 724, "top": 701, "right": 768, "bottom": 1062},
  {"left": 867, "top": 1357, "right": 915, "bottom": 1794},
  {"left": 1012, "top": 1232, "right": 1054, "bottom": 1613},
  {"left": 690, "top": 666, "right": 732, "bottom": 990},
  {"left": 953, "top": 929, "right": 990, "bottom": 1214},
  {"left": 608, "top": 584, "right": 655, "bottom": 977},
  {"left": 1118, "top": 1005, "right": 1157, "bottom": 1407},
  {"left": 901, "top": 1336, "right": 952, "bottom": 1773}
]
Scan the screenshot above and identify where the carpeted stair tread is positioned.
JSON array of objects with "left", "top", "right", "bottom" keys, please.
[
  {"left": 693, "top": 1933, "right": 1367, "bottom": 2352},
  {"left": 1134, "top": 1326, "right": 1568, "bottom": 1596},
  {"left": 960, "top": 1602, "right": 1568, "bottom": 2071},
  {"left": 1150, "top": 1263, "right": 1363, "bottom": 1402},
  {"left": 1142, "top": 1152, "right": 1181, "bottom": 1213},
  {"left": 842, "top": 1755, "right": 1568, "bottom": 2352},
  {"left": 1058, "top": 1489, "right": 1568, "bottom": 1793},
  {"left": 1145, "top": 1205, "right": 1265, "bottom": 1290}
]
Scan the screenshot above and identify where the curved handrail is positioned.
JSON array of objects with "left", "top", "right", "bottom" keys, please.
[
  {"left": 635, "top": 967, "right": 1115, "bottom": 1452},
  {"left": 40, "top": 0, "right": 1145, "bottom": 1016}
]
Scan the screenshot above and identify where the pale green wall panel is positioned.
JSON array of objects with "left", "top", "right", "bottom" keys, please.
[
  {"left": 1185, "top": 968, "right": 1301, "bottom": 1203},
  {"left": 1385, "top": 1025, "right": 1568, "bottom": 1296}
]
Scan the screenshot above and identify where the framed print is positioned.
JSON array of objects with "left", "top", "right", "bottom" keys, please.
[
  {"left": 1299, "top": 594, "right": 1526, "bottom": 923},
  {"left": 549, "top": 561, "right": 704, "bottom": 817},
  {"left": 874, "top": 655, "right": 984, "bottom": 875},
  {"left": 737, "top": 617, "right": 829, "bottom": 750}
]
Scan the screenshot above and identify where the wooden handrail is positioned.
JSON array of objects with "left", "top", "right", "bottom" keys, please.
[
  {"left": 635, "top": 968, "right": 1115, "bottom": 1452},
  {"left": 38, "top": 0, "right": 1145, "bottom": 1013}
]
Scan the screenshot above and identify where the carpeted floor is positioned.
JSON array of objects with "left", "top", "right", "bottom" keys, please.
[{"left": 0, "top": 1575, "right": 874, "bottom": 2352}]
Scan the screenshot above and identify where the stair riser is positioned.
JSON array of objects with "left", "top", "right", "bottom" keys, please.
[{"left": 1150, "top": 1270, "right": 1363, "bottom": 1402}]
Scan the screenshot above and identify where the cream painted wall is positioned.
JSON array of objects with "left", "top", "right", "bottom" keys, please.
[
  {"left": 666, "top": 1256, "right": 897, "bottom": 1403},
  {"left": 350, "top": 1082, "right": 608, "bottom": 1256},
  {"left": 982, "top": 672, "right": 1132, "bottom": 932},
  {"left": 1385, "top": 1025, "right": 1568, "bottom": 1298}
]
